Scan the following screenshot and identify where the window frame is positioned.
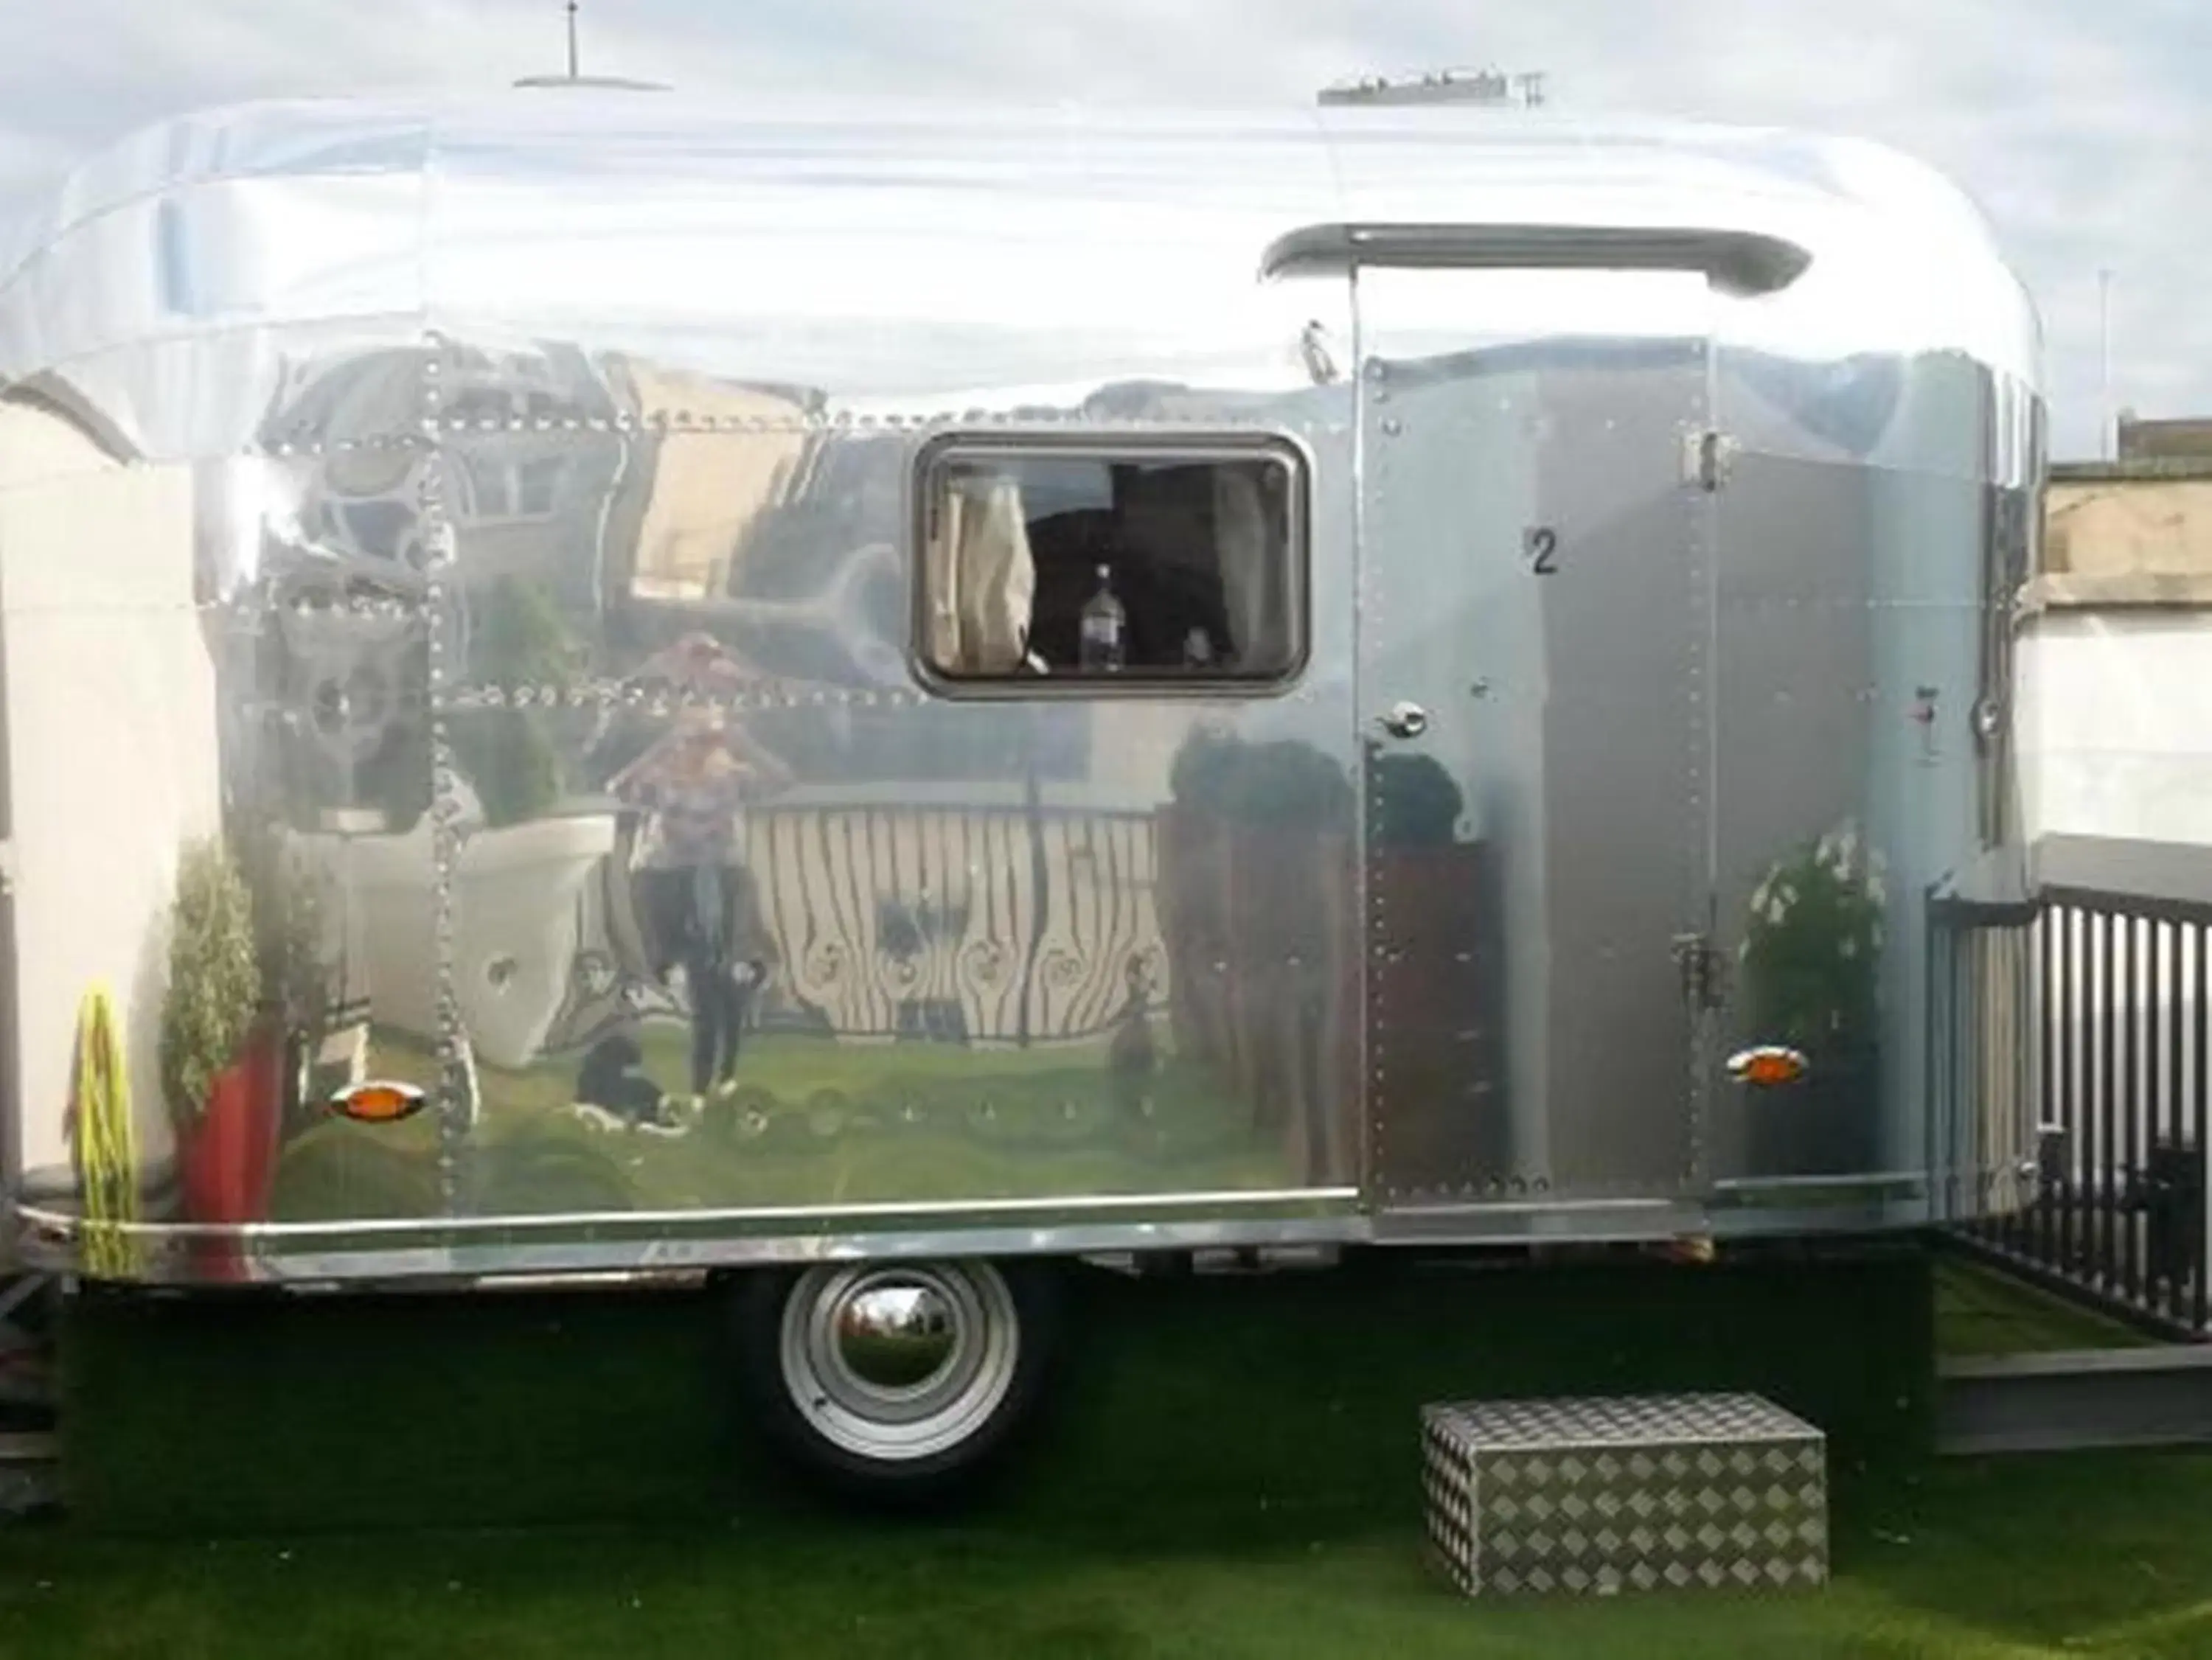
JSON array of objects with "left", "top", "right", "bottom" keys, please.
[
  {"left": 456, "top": 450, "right": 566, "bottom": 528},
  {"left": 908, "top": 428, "right": 1315, "bottom": 700}
]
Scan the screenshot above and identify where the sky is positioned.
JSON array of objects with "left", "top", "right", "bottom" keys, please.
[{"left": 0, "top": 0, "right": 2202, "bottom": 460}]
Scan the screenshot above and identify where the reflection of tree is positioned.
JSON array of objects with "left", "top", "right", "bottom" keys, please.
[
  {"left": 448, "top": 576, "right": 582, "bottom": 827},
  {"left": 1366, "top": 746, "right": 1465, "bottom": 849},
  {"left": 1360, "top": 742, "right": 1504, "bottom": 1189},
  {"left": 1156, "top": 729, "right": 1357, "bottom": 1177},
  {"left": 1169, "top": 728, "right": 1357, "bottom": 828},
  {"left": 1741, "top": 827, "right": 1882, "bottom": 1059},
  {"left": 1740, "top": 823, "right": 1885, "bottom": 1173}
]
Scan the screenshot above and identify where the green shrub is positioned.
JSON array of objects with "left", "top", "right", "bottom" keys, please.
[{"left": 158, "top": 839, "right": 260, "bottom": 1125}]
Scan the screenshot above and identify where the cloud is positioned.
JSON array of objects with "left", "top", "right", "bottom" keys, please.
[{"left": 0, "top": 0, "right": 2202, "bottom": 455}]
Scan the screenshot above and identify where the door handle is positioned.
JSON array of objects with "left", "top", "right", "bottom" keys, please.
[{"left": 1380, "top": 701, "right": 1430, "bottom": 740}]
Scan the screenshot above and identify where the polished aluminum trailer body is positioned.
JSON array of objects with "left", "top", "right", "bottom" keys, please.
[{"left": 0, "top": 95, "right": 2041, "bottom": 1283}]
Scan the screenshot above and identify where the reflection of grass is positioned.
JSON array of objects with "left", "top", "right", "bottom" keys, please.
[
  {"left": 271, "top": 1128, "right": 442, "bottom": 1222},
  {"left": 274, "top": 1028, "right": 444, "bottom": 1221},
  {"left": 366, "top": 1036, "right": 442, "bottom": 1091},
  {"left": 272, "top": 1029, "right": 1298, "bottom": 1222},
  {"left": 664, "top": 1028, "right": 1147, "bottom": 1092},
  {"left": 836, "top": 1328, "right": 949, "bottom": 1389}
]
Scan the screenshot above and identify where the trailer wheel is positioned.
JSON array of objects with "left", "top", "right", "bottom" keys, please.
[{"left": 732, "top": 1258, "right": 1060, "bottom": 1506}]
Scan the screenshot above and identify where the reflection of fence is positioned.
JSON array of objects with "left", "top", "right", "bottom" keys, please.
[
  {"left": 1949, "top": 841, "right": 2212, "bottom": 1337},
  {"left": 742, "top": 805, "right": 1166, "bottom": 1046}
]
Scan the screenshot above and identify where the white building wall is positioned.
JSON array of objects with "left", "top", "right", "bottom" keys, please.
[
  {"left": 2018, "top": 609, "right": 2212, "bottom": 847},
  {"left": 0, "top": 402, "right": 221, "bottom": 1193}
]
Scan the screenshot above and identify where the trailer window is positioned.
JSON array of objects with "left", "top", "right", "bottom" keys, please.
[{"left": 917, "top": 440, "right": 1304, "bottom": 687}]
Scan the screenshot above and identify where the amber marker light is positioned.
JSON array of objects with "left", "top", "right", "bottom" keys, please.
[
  {"left": 1726, "top": 1046, "right": 1809, "bottom": 1088},
  {"left": 333, "top": 1081, "right": 427, "bottom": 1123}
]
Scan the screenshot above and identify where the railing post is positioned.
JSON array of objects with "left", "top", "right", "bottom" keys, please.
[
  {"left": 2036, "top": 909, "right": 2057, "bottom": 1265},
  {"left": 2099, "top": 909, "right": 2119, "bottom": 1296},
  {"left": 2197, "top": 920, "right": 2210, "bottom": 1333},
  {"left": 2124, "top": 915, "right": 2145, "bottom": 1308},
  {"left": 2059, "top": 905, "right": 2079, "bottom": 1275}
]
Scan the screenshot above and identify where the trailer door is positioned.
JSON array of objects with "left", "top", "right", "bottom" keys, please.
[
  {"left": 1353, "top": 263, "right": 1715, "bottom": 1213},
  {"left": 1700, "top": 352, "right": 2039, "bottom": 1203}
]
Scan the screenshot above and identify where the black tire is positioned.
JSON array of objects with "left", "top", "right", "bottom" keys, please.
[{"left": 729, "top": 1256, "right": 1062, "bottom": 1510}]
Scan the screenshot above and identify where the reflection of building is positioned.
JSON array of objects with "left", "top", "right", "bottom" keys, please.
[
  {"left": 257, "top": 341, "right": 627, "bottom": 836},
  {"left": 2022, "top": 425, "right": 2212, "bottom": 846},
  {"left": 608, "top": 362, "right": 818, "bottom": 602},
  {"left": 264, "top": 341, "right": 625, "bottom": 599}
]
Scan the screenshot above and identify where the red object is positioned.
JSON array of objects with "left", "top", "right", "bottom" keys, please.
[{"left": 177, "top": 1022, "right": 286, "bottom": 1230}]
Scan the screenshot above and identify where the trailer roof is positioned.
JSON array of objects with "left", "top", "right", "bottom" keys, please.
[{"left": 0, "top": 94, "right": 2037, "bottom": 453}]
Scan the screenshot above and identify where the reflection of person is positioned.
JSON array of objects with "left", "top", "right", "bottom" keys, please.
[
  {"left": 1107, "top": 954, "right": 1157, "bottom": 1123},
  {"left": 610, "top": 704, "right": 794, "bottom": 1102},
  {"left": 633, "top": 631, "right": 762, "bottom": 700},
  {"left": 574, "top": 1033, "right": 680, "bottom": 1136}
]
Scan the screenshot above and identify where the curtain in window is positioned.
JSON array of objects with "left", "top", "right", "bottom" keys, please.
[
  {"left": 1212, "top": 464, "right": 1278, "bottom": 669},
  {"left": 928, "top": 471, "right": 1034, "bottom": 674}
]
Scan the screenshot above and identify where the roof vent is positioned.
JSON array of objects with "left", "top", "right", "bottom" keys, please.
[
  {"left": 512, "top": 75, "right": 669, "bottom": 91},
  {"left": 1319, "top": 68, "right": 1548, "bottom": 108}
]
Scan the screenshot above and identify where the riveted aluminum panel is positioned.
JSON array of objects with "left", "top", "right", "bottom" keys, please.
[
  {"left": 0, "top": 95, "right": 2042, "bottom": 1280},
  {"left": 1704, "top": 344, "right": 2041, "bottom": 1211},
  {"left": 1357, "top": 267, "right": 1711, "bottom": 1206}
]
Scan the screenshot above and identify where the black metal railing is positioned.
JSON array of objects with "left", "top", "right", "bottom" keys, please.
[{"left": 1952, "top": 837, "right": 2212, "bottom": 1338}]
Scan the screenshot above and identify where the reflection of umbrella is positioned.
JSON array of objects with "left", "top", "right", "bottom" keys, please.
[
  {"left": 627, "top": 629, "right": 854, "bottom": 703},
  {"left": 630, "top": 631, "right": 773, "bottom": 697}
]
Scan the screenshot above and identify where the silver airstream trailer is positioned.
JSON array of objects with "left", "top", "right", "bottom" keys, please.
[{"left": 0, "top": 92, "right": 2042, "bottom": 1494}]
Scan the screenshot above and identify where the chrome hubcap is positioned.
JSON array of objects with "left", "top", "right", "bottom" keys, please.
[
  {"left": 836, "top": 1280, "right": 959, "bottom": 1389},
  {"left": 780, "top": 1260, "right": 1020, "bottom": 1462}
]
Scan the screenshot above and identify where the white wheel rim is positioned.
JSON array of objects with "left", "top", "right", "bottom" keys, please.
[{"left": 779, "top": 1260, "right": 1021, "bottom": 1463}]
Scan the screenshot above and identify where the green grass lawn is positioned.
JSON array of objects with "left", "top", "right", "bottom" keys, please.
[
  {"left": 1935, "top": 1257, "right": 2157, "bottom": 1358},
  {"left": 9, "top": 1452, "right": 2212, "bottom": 1659},
  {"left": 9, "top": 1248, "right": 2205, "bottom": 1659}
]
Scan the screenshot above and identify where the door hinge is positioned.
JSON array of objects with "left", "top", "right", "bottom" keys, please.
[
  {"left": 1672, "top": 931, "right": 1726, "bottom": 1011},
  {"left": 1683, "top": 428, "right": 1736, "bottom": 492}
]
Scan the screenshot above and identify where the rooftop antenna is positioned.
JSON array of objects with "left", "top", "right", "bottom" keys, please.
[
  {"left": 2098, "top": 267, "right": 2116, "bottom": 462},
  {"left": 514, "top": 0, "right": 669, "bottom": 91}
]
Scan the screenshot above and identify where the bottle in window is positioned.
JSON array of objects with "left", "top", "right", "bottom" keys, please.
[{"left": 1079, "top": 563, "right": 1126, "bottom": 672}]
